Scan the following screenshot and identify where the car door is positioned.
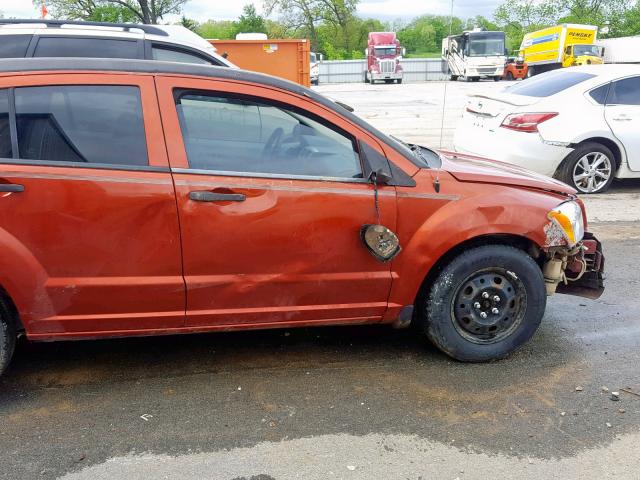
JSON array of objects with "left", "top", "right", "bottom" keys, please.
[
  {"left": 604, "top": 76, "right": 640, "bottom": 171},
  {"left": 0, "top": 74, "right": 184, "bottom": 337},
  {"left": 156, "top": 76, "right": 397, "bottom": 327}
]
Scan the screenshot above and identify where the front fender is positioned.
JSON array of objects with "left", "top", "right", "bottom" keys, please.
[{"left": 388, "top": 177, "right": 569, "bottom": 311}]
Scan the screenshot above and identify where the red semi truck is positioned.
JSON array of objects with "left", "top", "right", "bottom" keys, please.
[{"left": 364, "top": 32, "right": 405, "bottom": 84}]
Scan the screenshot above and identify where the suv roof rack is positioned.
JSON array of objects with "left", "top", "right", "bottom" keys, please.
[{"left": 0, "top": 19, "right": 169, "bottom": 37}]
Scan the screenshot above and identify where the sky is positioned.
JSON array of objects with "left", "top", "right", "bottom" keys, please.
[{"left": 0, "top": 0, "right": 503, "bottom": 23}]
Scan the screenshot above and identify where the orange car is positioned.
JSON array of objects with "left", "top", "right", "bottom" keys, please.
[
  {"left": 503, "top": 58, "right": 528, "bottom": 80},
  {"left": 0, "top": 58, "right": 604, "bottom": 373}
]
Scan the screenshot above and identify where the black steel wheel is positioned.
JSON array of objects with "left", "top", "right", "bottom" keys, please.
[{"left": 420, "top": 245, "right": 546, "bottom": 362}]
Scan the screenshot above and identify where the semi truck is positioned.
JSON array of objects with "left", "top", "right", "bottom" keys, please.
[
  {"left": 520, "top": 24, "right": 603, "bottom": 76},
  {"left": 442, "top": 29, "right": 507, "bottom": 82},
  {"left": 598, "top": 36, "right": 640, "bottom": 64},
  {"left": 364, "top": 32, "right": 404, "bottom": 84}
]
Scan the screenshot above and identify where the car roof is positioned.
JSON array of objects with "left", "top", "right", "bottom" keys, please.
[
  {"left": 0, "top": 57, "right": 409, "bottom": 162},
  {"left": 564, "top": 64, "right": 640, "bottom": 81}
]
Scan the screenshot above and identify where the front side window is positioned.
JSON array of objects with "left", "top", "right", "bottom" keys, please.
[
  {"left": 607, "top": 77, "right": 640, "bottom": 106},
  {"left": 0, "top": 90, "right": 11, "bottom": 158},
  {"left": 33, "top": 37, "right": 139, "bottom": 59},
  {"left": 176, "top": 92, "right": 362, "bottom": 179},
  {"left": 15, "top": 85, "right": 148, "bottom": 166}
]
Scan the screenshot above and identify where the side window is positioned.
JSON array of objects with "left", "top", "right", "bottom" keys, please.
[
  {"left": 15, "top": 85, "right": 148, "bottom": 166},
  {"left": 589, "top": 84, "right": 609, "bottom": 105},
  {"left": 0, "top": 90, "right": 11, "bottom": 158},
  {"left": 0, "top": 35, "right": 31, "bottom": 58},
  {"left": 34, "top": 37, "right": 139, "bottom": 59},
  {"left": 607, "top": 77, "right": 640, "bottom": 106},
  {"left": 152, "top": 46, "right": 213, "bottom": 65},
  {"left": 176, "top": 92, "right": 362, "bottom": 179}
]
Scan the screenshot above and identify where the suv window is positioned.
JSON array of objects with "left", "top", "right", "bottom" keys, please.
[
  {"left": 176, "top": 93, "right": 362, "bottom": 178},
  {"left": 0, "top": 90, "right": 11, "bottom": 158},
  {"left": 34, "top": 37, "right": 139, "bottom": 59},
  {"left": 506, "top": 71, "right": 596, "bottom": 97},
  {"left": 0, "top": 35, "right": 31, "bottom": 58},
  {"left": 15, "top": 85, "right": 148, "bottom": 166},
  {"left": 607, "top": 77, "right": 640, "bottom": 105},
  {"left": 152, "top": 46, "right": 213, "bottom": 65}
]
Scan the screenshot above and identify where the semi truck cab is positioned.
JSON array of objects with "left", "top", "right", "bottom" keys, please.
[{"left": 364, "top": 32, "right": 405, "bottom": 84}]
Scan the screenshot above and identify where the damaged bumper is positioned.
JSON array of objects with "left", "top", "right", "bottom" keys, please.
[{"left": 543, "top": 232, "right": 605, "bottom": 299}]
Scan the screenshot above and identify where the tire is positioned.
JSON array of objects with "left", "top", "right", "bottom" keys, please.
[
  {"left": 384, "top": 79, "right": 393, "bottom": 84},
  {"left": 421, "top": 245, "right": 546, "bottom": 362},
  {"left": 556, "top": 142, "right": 616, "bottom": 194},
  {"left": 397, "top": 79, "right": 403, "bottom": 84},
  {"left": 506, "top": 72, "right": 514, "bottom": 81},
  {"left": 450, "top": 75, "right": 458, "bottom": 81},
  {"left": 0, "top": 298, "right": 16, "bottom": 376},
  {"left": 526, "top": 66, "right": 535, "bottom": 78},
  {"left": 493, "top": 76, "right": 501, "bottom": 82},
  {"left": 471, "top": 77, "right": 480, "bottom": 82}
]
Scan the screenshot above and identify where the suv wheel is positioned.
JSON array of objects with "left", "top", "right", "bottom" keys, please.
[
  {"left": 557, "top": 142, "right": 615, "bottom": 194},
  {"left": 420, "top": 245, "right": 546, "bottom": 362},
  {"left": 0, "top": 299, "right": 16, "bottom": 376}
]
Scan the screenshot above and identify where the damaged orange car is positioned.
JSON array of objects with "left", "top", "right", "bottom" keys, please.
[{"left": 0, "top": 58, "right": 604, "bottom": 374}]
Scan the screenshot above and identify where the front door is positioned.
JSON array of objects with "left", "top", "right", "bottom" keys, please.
[
  {"left": 157, "top": 77, "right": 396, "bottom": 327},
  {"left": 604, "top": 76, "right": 640, "bottom": 171},
  {"left": 0, "top": 75, "right": 184, "bottom": 336}
]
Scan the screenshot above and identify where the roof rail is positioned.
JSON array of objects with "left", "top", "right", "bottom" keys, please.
[{"left": 0, "top": 19, "right": 169, "bottom": 36}]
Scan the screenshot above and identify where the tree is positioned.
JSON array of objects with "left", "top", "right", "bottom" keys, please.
[
  {"left": 318, "top": 0, "right": 358, "bottom": 52},
  {"left": 38, "top": 0, "right": 188, "bottom": 24},
  {"left": 233, "top": 4, "right": 268, "bottom": 35},
  {"left": 264, "top": 0, "right": 323, "bottom": 50},
  {"left": 397, "top": 15, "right": 465, "bottom": 54},
  {"left": 179, "top": 15, "right": 198, "bottom": 32},
  {"left": 198, "top": 20, "right": 236, "bottom": 39},
  {"left": 87, "top": 4, "right": 139, "bottom": 22}
]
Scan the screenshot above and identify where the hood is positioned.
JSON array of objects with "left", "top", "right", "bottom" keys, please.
[{"left": 438, "top": 150, "right": 576, "bottom": 195}]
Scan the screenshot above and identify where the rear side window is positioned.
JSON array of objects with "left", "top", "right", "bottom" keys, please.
[
  {"left": 152, "top": 46, "right": 213, "bottom": 65},
  {"left": 589, "top": 84, "right": 609, "bottom": 104},
  {"left": 15, "top": 85, "right": 148, "bottom": 166},
  {"left": 0, "top": 35, "right": 31, "bottom": 58},
  {"left": 506, "top": 71, "right": 596, "bottom": 97},
  {"left": 34, "top": 37, "right": 139, "bottom": 59},
  {"left": 607, "top": 77, "right": 640, "bottom": 105},
  {"left": 0, "top": 90, "right": 11, "bottom": 158}
]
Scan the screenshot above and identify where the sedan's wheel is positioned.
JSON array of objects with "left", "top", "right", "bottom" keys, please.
[
  {"left": 557, "top": 142, "right": 615, "bottom": 194},
  {"left": 421, "top": 245, "right": 546, "bottom": 362},
  {"left": 0, "top": 299, "right": 16, "bottom": 376}
]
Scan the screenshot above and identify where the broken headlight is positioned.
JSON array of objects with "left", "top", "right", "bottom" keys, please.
[{"left": 547, "top": 201, "right": 585, "bottom": 247}]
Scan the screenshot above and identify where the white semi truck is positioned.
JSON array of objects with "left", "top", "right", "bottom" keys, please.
[
  {"left": 598, "top": 36, "right": 640, "bottom": 64},
  {"left": 442, "top": 29, "right": 507, "bottom": 82}
]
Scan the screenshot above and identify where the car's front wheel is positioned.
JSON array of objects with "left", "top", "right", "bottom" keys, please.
[
  {"left": 420, "top": 245, "right": 546, "bottom": 362},
  {"left": 557, "top": 142, "right": 615, "bottom": 194},
  {"left": 0, "top": 299, "right": 16, "bottom": 376}
]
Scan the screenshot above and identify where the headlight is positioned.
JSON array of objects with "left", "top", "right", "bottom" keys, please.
[{"left": 547, "top": 201, "right": 584, "bottom": 247}]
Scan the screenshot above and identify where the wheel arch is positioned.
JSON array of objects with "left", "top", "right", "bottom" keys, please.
[
  {"left": 413, "top": 233, "right": 542, "bottom": 319},
  {"left": 556, "top": 137, "right": 624, "bottom": 177}
]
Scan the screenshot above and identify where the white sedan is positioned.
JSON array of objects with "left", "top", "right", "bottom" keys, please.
[{"left": 454, "top": 65, "right": 640, "bottom": 193}]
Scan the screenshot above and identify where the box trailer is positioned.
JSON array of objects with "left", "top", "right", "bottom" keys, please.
[
  {"left": 208, "top": 38, "right": 311, "bottom": 87},
  {"left": 598, "top": 36, "right": 640, "bottom": 64}
]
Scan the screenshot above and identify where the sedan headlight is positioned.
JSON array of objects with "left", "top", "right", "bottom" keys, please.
[{"left": 547, "top": 201, "right": 585, "bottom": 247}]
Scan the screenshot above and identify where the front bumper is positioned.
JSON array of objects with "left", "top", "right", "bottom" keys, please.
[
  {"left": 556, "top": 232, "right": 605, "bottom": 299},
  {"left": 370, "top": 72, "right": 402, "bottom": 81}
]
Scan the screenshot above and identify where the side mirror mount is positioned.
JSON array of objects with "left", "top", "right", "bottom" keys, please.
[
  {"left": 370, "top": 168, "right": 392, "bottom": 185},
  {"left": 358, "top": 139, "right": 417, "bottom": 188}
]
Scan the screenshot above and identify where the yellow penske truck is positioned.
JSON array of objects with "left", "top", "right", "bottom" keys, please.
[{"left": 520, "top": 24, "right": 604, "bottom": 76}]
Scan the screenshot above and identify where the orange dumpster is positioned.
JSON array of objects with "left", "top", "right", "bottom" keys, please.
[{"left": 208, "top": 39, "right": 311, "bottom": 87}]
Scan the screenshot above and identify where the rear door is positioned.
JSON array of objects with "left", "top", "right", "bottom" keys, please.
[
  {"left": 0, "top": 74, "right": 184, "bottom": 336},
  {"left": 604, "top": 76, "right": 640, "bottom": 171},
  {"left": 156, "top": 76, "right": 396, "bottom": 328}
]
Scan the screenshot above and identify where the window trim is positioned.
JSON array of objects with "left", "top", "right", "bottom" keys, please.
[
  {"left": 173, "top": 88, "right": 366, "bottom": 182},
  {"left": 0, "top": 84, "right": 160, "bottom": 171},
  {"left": 30, "top": 34, "right": 144, "bottom": 59},
  {"left": 585, "top": 81, "right": 611, "bottom": 106}
]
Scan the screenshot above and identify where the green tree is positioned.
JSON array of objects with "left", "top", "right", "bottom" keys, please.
[
  {"left": 198, "top": 20, "right": 236, "bottom": 39},
  {"left": 37, "top": 0, "right": 188, "bottom": 24},
  {"left": 264, "top": 0, "right": 323, "bottom": 50},
  {"left": 86, "top": 5, "right": 138, "bottom": 22},
  {"left": 397, "top": 15, "right": 465, "bottom": 55},
  {"left": 179, "top": 15, "right": 198, "bottom": 32},
  {"left": 233, "top": 4, "right": 268, "bottom": 35}
]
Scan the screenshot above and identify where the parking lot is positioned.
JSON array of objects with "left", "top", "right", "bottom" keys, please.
[{"left": 1, "top": 80, "right": 640, "bottom": 480}]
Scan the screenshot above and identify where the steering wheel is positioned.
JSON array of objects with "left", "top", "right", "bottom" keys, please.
[{"left": 261, "top": 128, "right": 284, "bottom": 161}]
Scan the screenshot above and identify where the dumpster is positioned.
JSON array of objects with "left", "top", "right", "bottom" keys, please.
[{"left": 208, "top": 39, "right": 311, "bottom": 87}]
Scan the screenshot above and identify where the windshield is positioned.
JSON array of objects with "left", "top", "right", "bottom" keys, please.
[
  {"left": 375, "top": 47, "right": 397, "bottom": 56},
  {"left": 573, "top": 44, "right": 600, "bottom": 56},
  {"left": 468, "top": 32, "right": 505, "bottom": 57}
]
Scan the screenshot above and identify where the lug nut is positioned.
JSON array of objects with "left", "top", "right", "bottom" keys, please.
[
  {"left": 474, "top": 302, "right": 481, "bottom": 309},
  {"left": 493, "top": 295, "right": 500, "bottom": 303},
  {"left": 480, "top": 312, "right": 488, "bottom": 319},
  {"left": 482, "top": 292, "right": 490, "bottom": 299},
  {"left": 491, "top": 308, "right": 500, "bottom": 315}
]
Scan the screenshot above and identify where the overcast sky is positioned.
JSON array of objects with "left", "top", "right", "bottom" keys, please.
[{"left": 0, "top": 0, "right": 502, "bottom": 23}]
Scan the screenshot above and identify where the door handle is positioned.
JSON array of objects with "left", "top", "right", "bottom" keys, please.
[
  {"left": 0, "top": 183, "right": 24, "bottom": 193},
  {"left": 189, "top": 191, "right": 246, "bottom": 202}
]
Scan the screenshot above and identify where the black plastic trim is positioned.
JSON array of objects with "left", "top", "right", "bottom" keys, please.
[
  {"left": 0, "top": 158, "right": 170, "bottom": 173},
  {"left": 0, "top": 19, "right": 169, "bottom": 36},
  {"left": 7, "top": 88, "right": 18, "bottom": 159},
  {"left": 147, "top": 40, "right": 225, "bottom": 66}
]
